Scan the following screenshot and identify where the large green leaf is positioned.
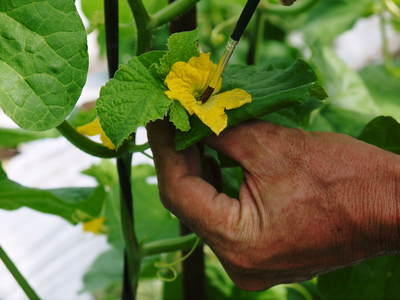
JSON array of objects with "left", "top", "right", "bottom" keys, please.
[
  {"left": 175, "top": 60, "right": 326, "bottom": 150},
  {"left": 0, "top": 0, "right": 88, "bottom": 131},
  {"left": 311, "top": 46, "right": 379, "bottom": 115},
  {"left": 318, "top": 256, "right": 400, "bottom": 300},
  {"left": 97, "top": 54, "right": 172, "bottom": 148},
  {"left": 360, "top": 64, "right": 400, "bottom": 121},
  {"left": 0, "top": 163, "right": 105, "bottom": 224},
  {"left": 0, "top": 127, "right": 58, "bottom": 148}
]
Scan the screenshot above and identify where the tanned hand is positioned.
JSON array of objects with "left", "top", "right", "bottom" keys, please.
[{"left": 147, "top": 120, "right": 400, "bottom": 290}]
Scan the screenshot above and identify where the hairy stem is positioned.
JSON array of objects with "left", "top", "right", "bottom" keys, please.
[
  {"left": 150, "top": 0, "right": 199, "bottom": 28},
  {"left": 0, "top": 246, "right": 40, "bottom": 300},
  {"left": 57, "top": 121, "right": 121, "bottom": 158},
  {"left": 127, "top": 0, "right": 152, "bottom": 53},
  {"left": 142, "top": 234, "right": 199, "bottom": 256},
  {"left": 247, "top": 10, "right": 266, "bottom": 65}
]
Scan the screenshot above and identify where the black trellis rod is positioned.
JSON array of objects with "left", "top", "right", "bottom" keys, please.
[
  {"left": 103, "top": 1, "right": 136, "bottom": 300},
  {"left": 104, "top": 0, "right": 119, "bottom": 77}
]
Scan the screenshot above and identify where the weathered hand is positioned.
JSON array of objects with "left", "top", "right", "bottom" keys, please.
[{"left": 147, "top": 120, "right": 399, "bottom": 290}]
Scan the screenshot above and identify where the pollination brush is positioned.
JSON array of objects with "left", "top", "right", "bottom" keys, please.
[{"left": 200, "top": 0, "right": 261, "bottom": 103}]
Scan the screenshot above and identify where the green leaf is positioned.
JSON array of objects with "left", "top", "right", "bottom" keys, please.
[
  {"left": 82, "top": 248, "right": 123, "bottom": 293},
  {"left": 311, "top": 46, "right": 379, "bottom": 115},
  {"left": 302, "top": 0, "right": 374, "bottom": 44},
  {"left": 155, "top": 30, "right": 200, "bottom": 79},
  {"left": 175, "top": 60, "right": 326, "bottom": 150},
  {"left": 132, "top": 164, "right": 179, "bottom": 242},
  {"left": 0, "top": 163, "right": 105, "bottom": 224},
  {"left": 360, "top": 64, "right": 400, "bottom": 121},
  {"left": 0, "top": 0, "right": 88, "bottom": 131},
  {"left": 318, "top": 256, "right": 400, "bottom": 300},
  {"left": 358, "top": 116, "right": 400, "bottom": 154},
  {"left": 0, "top": 128, "right": 58, "bottom": 148},
  {"left": 169, "top": 101, "right": 190, "bottom": 132},
  {"left": 97, "top": 55, "right": 172, "bottom": 148},
  {"left": 83, "top": 161, "right": 179, "bottom": 249},
  {"left": 307, "top": 104, "right": 374, "bottom": 137},
  {"left": 139, "top": 50, "right": 167, "bottom": 70}
]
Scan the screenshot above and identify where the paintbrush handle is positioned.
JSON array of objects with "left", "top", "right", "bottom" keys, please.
[{"left": 231, "top": 0, "right": 261, "bottom": 41}]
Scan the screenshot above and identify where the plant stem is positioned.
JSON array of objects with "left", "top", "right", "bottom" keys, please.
[
  {"left": 57, "top": 121, "right": 121, "bottom": 158},
  {"left": 379, "top": 11, "right": 394, "bottom": 70},
  {"left": 247, "top": 10, "right": 265, "bottom": 65},
  {"left": 142, "top": 234, "right": 198, "bottom": 256},
  {"left": 117, "top": 153, "right": 141, "bottom": 299},
  {"left": 260, "top": 0, "right": 317, "bottom": 15},
  {"left": 150, "top": 0, "right": 199, "bottom": 28},
  {"left": 0, "top": 246, "right": 40, "bottom": 300},
  {"left": 127, "top": 0, "right": 152, "bottom": 54}
]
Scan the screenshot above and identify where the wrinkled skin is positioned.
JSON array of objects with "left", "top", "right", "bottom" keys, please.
[{"left": 147, "top": 120, "right": 400, "bottom": 291}]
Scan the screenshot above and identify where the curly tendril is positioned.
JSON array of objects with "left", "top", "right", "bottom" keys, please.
[{"left": 154, "top": 238, "right": 201, "bottom": 282}]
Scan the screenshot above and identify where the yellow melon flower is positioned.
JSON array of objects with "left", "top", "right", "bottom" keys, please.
[
  {"left": 77, "top": 118, "right": 115, "bottom": 150},
  {"left": 164, "top": 53, "right": 252, "bottom": 135},
  {"left": 83, "top": 217, "right": 106, "bottom": 234}
]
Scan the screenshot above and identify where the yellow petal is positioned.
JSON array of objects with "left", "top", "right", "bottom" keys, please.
[
  {"left": 164, "top": 53, "right": 222, "bottom": 113},
  {"left": 100, "top": 133, "right": 116, "bottom": 150},
  {"left": 83, "top": 217, "right": 106, "bottom": 234},
  {"left": 77, "top": 118, "right": 102, "bottom": 136},
  {"left": 77, "top": 118, "right": 115, "bottom": 150},
  {"left": 193, "top": 89, "right": 252, "bottom": 135}
]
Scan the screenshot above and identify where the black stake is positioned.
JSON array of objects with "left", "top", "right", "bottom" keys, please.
[
  {"left": 104, "top": 2, "right": 135, "bottom": 300},
  {"left": 104, "top": 0, "right": 119, "bottom": 77}
]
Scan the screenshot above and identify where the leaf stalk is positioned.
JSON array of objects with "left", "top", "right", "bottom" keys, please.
[
  {"left": 57, "top": 121, "right": 121, "bottom": 158},
  {"left": 142, "top": 233, "right": 199, "bottom": 256},
  {"left": 149, "top": 0, "right": 199, "bottom": 28},
  {"left": 0, "top": 246, "right": 40, "bottom": 300},
  {"left": 127, "top": 0, "right": 152, "bottom": 53}
]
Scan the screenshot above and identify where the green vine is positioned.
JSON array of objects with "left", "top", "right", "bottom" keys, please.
[
  {"left": 150, "top": 0, "right": 200, "bottom": 28},
  {"left": 0, "top": 246, "right": 40, "bottom": 300}
]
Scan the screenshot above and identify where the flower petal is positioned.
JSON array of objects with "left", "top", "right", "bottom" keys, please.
[
  {"left": 209, "top": 88, "right": 252, "bottom": 109},
  {"left": 164, "top": 53, "right": 222, "bottom": 114},
  {"left": 77, "top": 118, "right": 102, "bottom": 136},
  {"left": 83, "top": 217, "right": 106, "bottom": 234},
  {"left": 77, "top": 118, "right": 116, "bottom": 150},
  {"left": 192, "top": 88, "right": 252, "bottom": 135},
  {"left": 100, "top": 133, "right": 116, "bottom": 150}
]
